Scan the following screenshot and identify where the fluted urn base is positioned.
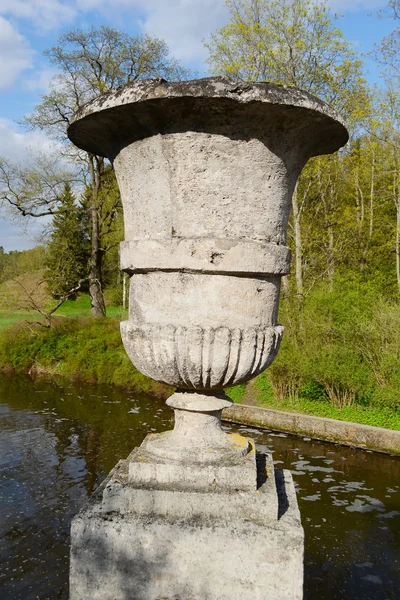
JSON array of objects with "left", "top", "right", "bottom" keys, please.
[{"left": 121, "top": 321, "right": 284, "bottom": 389}]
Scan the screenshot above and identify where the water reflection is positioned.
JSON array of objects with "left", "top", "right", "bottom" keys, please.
[{"left": 0, "top": 375, "right": 399, "bottom": 599}]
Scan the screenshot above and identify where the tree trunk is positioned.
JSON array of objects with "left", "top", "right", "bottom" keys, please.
[
  {"left": 396, "top": 197, "right": 400, "bottom": 293},
  {"left": 291, "top": 182, "right": 303, "bottom": 297},
  {"left": 328, "top": 225, "right": 334, "bottom": 292},
  {"left": 123, "top": 272, "right": 127, "bottom": 310},
  {"left": 361, "top": 147, "right": 375, "bottom": 271},
  {"left": 88, "top": 154, "right": 106, "bottom": 317},
  {"left": 89, "top": 207, "right": 106, "bottom": 316}
]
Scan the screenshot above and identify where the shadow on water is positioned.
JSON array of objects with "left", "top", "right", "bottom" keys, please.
[{"left": 0, "top": 374, "right": 399, "bottom": 599}]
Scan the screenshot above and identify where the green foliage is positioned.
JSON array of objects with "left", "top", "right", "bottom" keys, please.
[
  {"left": 0, "top": 312, "right": 36, "bottom": 331},
  {"left": 56, "top": 293, "right": 92, "bottom": 316},
  {"left": 0, "top": 26, "right": 190, "bottom": 317},
  {"left": 104, "top": 285, "right": 124, "bottom": 307},
  {"left": 44, "top": 183, "right": 89, "bottom": 298},
  {"left": 251, "top": 277, "right": 400, "bottom": 417},
  {"left": 0, "top": 317, "right": 169, "bottom": 396},
  {"left": 0, "top": 246, "right": 46, "bottom": 284},
  {"left": 250, "top": 381, "right": 400, "bottom": 430},
  {"left": 226, "top": 384, "right": 247, "bottom": 404},
  {"left": 205, "top": 0, "right": 369, "bottom": 121}
]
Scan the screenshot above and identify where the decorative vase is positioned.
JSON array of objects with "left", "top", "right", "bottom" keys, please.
[{"left": 68, "top": 77, "right": 348, "bottom": 482}]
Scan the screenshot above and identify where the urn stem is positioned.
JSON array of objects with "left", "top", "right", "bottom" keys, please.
[{"left": 142, "top": 391, "right": 251, "bottom": 465}]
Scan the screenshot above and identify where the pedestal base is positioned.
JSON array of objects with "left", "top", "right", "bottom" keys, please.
[{"left": 70, "top": 451, "right": 304, "bottom": 600}]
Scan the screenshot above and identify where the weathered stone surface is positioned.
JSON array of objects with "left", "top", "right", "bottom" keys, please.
[
  {"left": 102, "top": 450, "right": 278, "bottom": 519},
  {"left": 70, "top": 457, "right": 303, "bottom": 600},
  {"left": 128, "top": 434, "right": 256, "bottom": 493},
  {"left": 120, "top": 238, "right": 292, "bottom": 274},
  {"left": 223, "top": 403, "right": 400, "bottom": 456},
  {"left": 121, "top": 320, "right": 283, "bottom": 388},
  {"left": 68, "top": 77, "right": 348, "bottom": 161}
]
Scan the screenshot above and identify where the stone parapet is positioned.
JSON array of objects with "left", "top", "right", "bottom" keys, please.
[{"left": 223, "top": 404, "right": 400, "bottom": 455}]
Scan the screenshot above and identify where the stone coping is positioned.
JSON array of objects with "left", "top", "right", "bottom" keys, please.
[{"left": 222, "top": 403, "right": 400, "bottom": 456}]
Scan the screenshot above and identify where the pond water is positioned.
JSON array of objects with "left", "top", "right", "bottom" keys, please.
[{"left": 0, "top": 374, "right": 399, "bottom": 600}]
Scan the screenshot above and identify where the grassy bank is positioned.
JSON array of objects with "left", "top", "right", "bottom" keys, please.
[
  {"left": 229, "top": 378, "right": 400, "bottom": 431},
  {"left": 0, "top": 293, "right": 127, "bottom": 331},
  {"left": 1, "top": 314, "right": 399, "bottom": 431},
  {"left": 0, "top": 316, "right": 170, "bottom": 398},
  {"left": 228, "top": 279, "right": 400, "bottom": 432}
]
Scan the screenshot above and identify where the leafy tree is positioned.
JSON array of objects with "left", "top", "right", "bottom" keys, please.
[
  {"left": 206, "top": 0, "right": 369, "bottom": 300},
  {"left": 44, "top": 183, "right": 89, "bottom": 298},
  {"left": 4, "top": 26, "right": 189, "bottom": 316},
  {"left": 0, "top": 246, "right": 46, "bottom": 284},
  {"left": 205, "top": 0, "right": 367, "bottom": 118},
  {"left": 0, "top": 153, "right": 74, "bottom": 218},
  {"left": 0, "top": 247, "right": 6, "bottom": 283},
  {"left": 374, "top": 1, "right": 400, "bottom": 81}
]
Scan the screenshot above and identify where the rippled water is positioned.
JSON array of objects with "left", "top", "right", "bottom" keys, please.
[{"left": 0, "top": 375, "right": 399, "bottom": 599}]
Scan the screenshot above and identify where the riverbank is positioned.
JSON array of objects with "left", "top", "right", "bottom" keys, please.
[
  {"left": 0, "top": 317, "right": 172, "bottom": 399},
  {"left": 1, "top": 316, "right": 399, "bottom": 432},
  {"left": 228, "top": 380, "right": 400, "bottom": 432}
]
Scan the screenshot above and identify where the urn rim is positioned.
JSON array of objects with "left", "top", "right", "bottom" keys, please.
[{"left": 67, "top": 76, "right": 348, "bottom": 160}]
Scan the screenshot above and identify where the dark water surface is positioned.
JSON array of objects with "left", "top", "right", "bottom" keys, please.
[{"left": 0, "top": 375, "right": 399, "bottom": 600}]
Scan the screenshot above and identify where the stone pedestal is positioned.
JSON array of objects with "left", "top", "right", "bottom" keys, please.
[{"left": 70, "top": 448, "right": 304, "bottom": 600}]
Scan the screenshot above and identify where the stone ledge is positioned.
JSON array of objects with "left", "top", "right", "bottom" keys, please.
[
  {"left": 68, "top": 77, "right": 348, "bottom": 162},
  {"left": 120, "top": 238, "right": 291, "bottom": 275},
  {"left": 127, "top": 434, "right": 258, "bottom": 493},
  {"left": 222, "top": 403, "right": 400, "bottom": 455},
  {"left": 98, "top": 452, "right": 281, "bottom": 526}
]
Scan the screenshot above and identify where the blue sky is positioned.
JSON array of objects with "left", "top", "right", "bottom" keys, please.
[{"left": 0, "top": 0, "right": 396, "bottom": 251}]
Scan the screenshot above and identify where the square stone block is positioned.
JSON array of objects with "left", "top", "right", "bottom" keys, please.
[{"left": 70, "top": 453, "right": 304, "bottom": 600}]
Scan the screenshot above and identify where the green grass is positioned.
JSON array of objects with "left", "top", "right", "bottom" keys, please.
[
  {"left": 0, "top": 294, "right": 128, "bottom": 329},
  {"left": 1, "top": 309, "right": 399, "bottom": 432},
  {"left": 226, "top": 384, "right": 247, "bottom": 404},
  {"left": 53, "top": 293, "right": 128, "bottom": 319},
  {"left": 55, "top": 294, "right": 92, "bottom": 316},
  {"left": 249, "top": 376, "right": 400, "bottom": 431},
  {"left": 0, "top": 312, "right": 37, "bottom": 331}
]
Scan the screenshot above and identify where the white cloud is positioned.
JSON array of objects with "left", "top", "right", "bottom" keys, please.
[
  {"left": 84, "top": 0, "right": 386, "bottom": 67},
  {"left": 23, "top": 67, "right": 59, "bottom": 92},
  {"left": 0, "top": 0, "right": 76, "bottom": 30},
  {"left": 0, "top": 17, "right": 34, "bottom": 90},
  {"left": 132, "top": 0, "right": 228, "bottom": 64},
  {"left": 0, "top": 0, "right": 390, "bottom": 47},
  {"left": 0, "top": 118, "right": 53, "bottom": 163},
  {"left": 0, "top": 0, "right": 227, "bottom": 68},
  {"left": 73, "top": 0, "right": 228, "bottom": 65},
  {"left": 0, "top": 0, "right": 385, "bottom": 76}
]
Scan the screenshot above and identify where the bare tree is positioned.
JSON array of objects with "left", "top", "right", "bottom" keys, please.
[{"left": 5, "top": 26, "right": 190, "bottom": 316}]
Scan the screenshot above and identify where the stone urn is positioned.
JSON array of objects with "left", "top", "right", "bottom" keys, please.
[{"left": 68, "top": 77, "right": 348, "bottom": 485}]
